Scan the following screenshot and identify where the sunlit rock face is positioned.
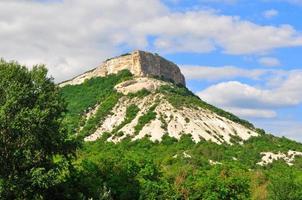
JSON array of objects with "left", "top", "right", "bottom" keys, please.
[{"left": 59, "top": 50, "right": 185, "bottom": 87}]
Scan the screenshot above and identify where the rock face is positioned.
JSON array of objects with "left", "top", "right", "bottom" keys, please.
[{"left": 59, "top": 50, "right": 186, "bottom": 87}]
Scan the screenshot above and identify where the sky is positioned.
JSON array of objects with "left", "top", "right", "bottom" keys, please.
[{"left": 0, "top": 0, "right": 302, "bottom": 141}]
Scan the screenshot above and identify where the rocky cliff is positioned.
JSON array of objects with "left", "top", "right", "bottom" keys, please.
[{"left": 59, "top": 50, "right": 186, "bottom": 87}]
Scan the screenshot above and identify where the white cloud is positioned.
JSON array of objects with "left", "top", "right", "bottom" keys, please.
[
  {"left": 139, "top": 11, "right": 302, "bottom": 54},
  {"left": 181, "top": 65, "right": 267, "bottom": 80},
  {"left": 263, "top": 9, "right": 279, "bottom": 19},
  {"left": 258, "top": 57, "right": 281, "bottom": 67},
  {"left": 0, "top": 0, "right": 166, "bottom": 81},
  {"left": 1, "top": 0, "right": 302, "bottom": 82},
  {"left": 197, "top": 70, "right": 302, "bottom": 118},
  {"left": 223, "top": 107, "right": 277, "bottom": 118}
]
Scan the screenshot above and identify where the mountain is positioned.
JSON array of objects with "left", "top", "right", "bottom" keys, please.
[
  {"left": 60, "top": 50, "right": 257, "bottom": 144},
  {"left": 60, "top": 50, "right": 302, "bottom": 199}
]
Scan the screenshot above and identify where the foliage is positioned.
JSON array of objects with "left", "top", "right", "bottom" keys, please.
[
  {"left": 191, "top": 165, "right": 251, "bottom": 199},
  {"left": 0, "top": 60, "right": 76, "bottom": 199},
  {"left": 267, "top": 163, "right": 302, "bottom": 200},
  {"left": 74, "top": 133, "right": 302, "bottom": 200}
]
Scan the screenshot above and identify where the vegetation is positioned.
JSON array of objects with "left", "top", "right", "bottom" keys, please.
[
  {"left": 2, "top": 61, "right": 302, "bottom": 199},
  {"left": 0, "top": 61, "right": 76, "bottom": 199},
  {"left": 75, "top": 133, "right": 302, "bottom": 199},
  {"left": 268, "top": 163, "right": 302, "bottom": 200}
]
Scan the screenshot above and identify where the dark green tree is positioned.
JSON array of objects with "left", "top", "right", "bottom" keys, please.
[{"left": 0, "top": 60, "right": 75, "bottom": 199}]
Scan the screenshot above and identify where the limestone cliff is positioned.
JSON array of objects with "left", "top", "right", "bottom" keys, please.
[{"left": 59, "top": 50, "right": 185, "bottom": 87}]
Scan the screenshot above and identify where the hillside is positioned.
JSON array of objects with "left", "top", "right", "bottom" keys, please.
[
  {"left": 59, "top": 51, "right": 302, "bottom": 199},
  {"left": 61, "top": 51, "right": 257, "bottom": 145}
]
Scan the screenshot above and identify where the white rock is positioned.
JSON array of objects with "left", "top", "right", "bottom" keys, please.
[
  {"left": 257, "top": 150, "right": 302, "bottom": 166},
  {"left": 114, "top": 77, "right": 168, "bottom": 95},
  {"left": 183, "top": 152, "right": 192, "bottom": 158},
  {"left": 209, "top": 160, "right": 222, "bottom": 165}
]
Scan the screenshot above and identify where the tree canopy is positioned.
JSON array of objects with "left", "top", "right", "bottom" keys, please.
[{"left": 0, "top": 60, "right": 75, "bottom": 199}]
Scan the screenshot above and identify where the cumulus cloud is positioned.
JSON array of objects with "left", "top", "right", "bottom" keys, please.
[
  {"left": 1, "top": 0, "right": 302, "bottom": 82},
  {"left": 139, "top": 11, "right": 302, "bottom": 54},
  {"left": 258, "top": 57, "right": 281, "bottom": 67},
  {"left": 262, "top": 9, "right": 279, "bottom": 19},
  {"left": 223, "top": 107, "right": 277, "bottom": 118},
  {"left": 197, "top": 70, "right": 302, "bottom": 118},
  {"left": 181, "top": 65, "right": 267, "bottom": 81},
  {"left": 0, "top": 0, "right": 166, "bottom": 81}
]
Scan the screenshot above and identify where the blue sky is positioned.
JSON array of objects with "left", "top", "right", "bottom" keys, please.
[{"left": 0, "top": 0, "right": 301, "bottom": 141}]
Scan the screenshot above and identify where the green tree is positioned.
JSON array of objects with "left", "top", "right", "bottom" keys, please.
[
  {"left": 268, "top": 163, "right": 302, "bottom": 200},
  {"left": 0, "top": 60, "right": 75, "bottom": 199},
  {"left": 193, "top": 165, "right": 251, "bottom": 200}
]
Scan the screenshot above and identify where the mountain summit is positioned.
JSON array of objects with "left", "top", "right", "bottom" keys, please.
[{"left": 60, "top": 50, "right": 185, "bottom": 87}]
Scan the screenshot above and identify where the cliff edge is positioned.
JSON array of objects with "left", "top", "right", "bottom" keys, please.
[{"left": 59, "top": 50, "right": 186, "bottom": 87}]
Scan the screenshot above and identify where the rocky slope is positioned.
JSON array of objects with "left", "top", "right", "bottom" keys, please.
[{"left": 83, "top": 77, "right": 258, "bottom": 144}]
